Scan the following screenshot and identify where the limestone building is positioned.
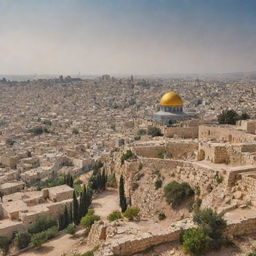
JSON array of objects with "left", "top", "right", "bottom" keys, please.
[{"left": 153, "top": 91, "right": 193, "bottom": 124}]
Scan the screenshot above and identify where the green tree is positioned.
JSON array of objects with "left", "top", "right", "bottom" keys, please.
[
  {"left": 64, "top": 204, "right": 69, "bottom": 228},
  {"left": 73, "top": 191, "right": 80, "bottom": 225},
  {"left": 58, "top": 214, "right": 65, "bottom": 231},
  {"left": 147, "top": 127, "right": 162, "bottom": 137},
  {"left": 193, "top": 208, "right": 226, "bottom": 249},
  {"left": 217, "top": 109, "right": 239, "bottom": 125},
  {"left": 119, "top": 175, "right": 127, "bottom": 212},
  {"left": 240, "top": 112, "right": 250, "bottom": 120},
  {"left": 15, "top": 231, "right": 31, "bottom": 249}
]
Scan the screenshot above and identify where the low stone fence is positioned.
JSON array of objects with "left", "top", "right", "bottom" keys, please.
[{"left": 94, "top": 212, "right": 256, "bottom": 256}]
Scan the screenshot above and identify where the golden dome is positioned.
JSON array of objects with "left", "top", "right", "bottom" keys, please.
[{"left": 159, "top": 91, "right": 183, "bottom": 106}]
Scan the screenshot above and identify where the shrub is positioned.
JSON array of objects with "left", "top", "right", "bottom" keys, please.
[
  {"left": 42, "top": 120, "right": 52, "bottom": 126},
  {"left": 74, "top": 246, "right": 99, "bottom": 256},
  {"left": 0, "top": 236, "right": 9, "bottom": 256},
  {"left": 15, "top": 231, "right": 31, "bottom": 249},
  {"left": 164, "top": 181, "right": 194, "bottom": 207},
  {"left": 28, "top": 127, "right": 44, "bottom": 135},
  {"left": 217, "top": 109, "right": 239, "bottom": 125},
  {"left": 28, "top": 216, "right": 57, "bottom": 234},
  {"left": 45, "top": 226, "right": 58, "bottom": 239},
  {"left": 108, "top": 211, "right": 123, "bottom": 222},
  {"left": 123, "top": 207, "right": 140, "bottom": 221},
  {"left": 66, "top": 224, "right": 76, "bottom": 235},
  {"left": 216, "top": 175, "right": 223, "bottom": 184},
  {"left": 193, "top": 208, "right": 226, "bottom": 249},
  {"left": 81, "top": 211, "right": 100, "bottom": 229},
  {"left": 154, "top": 179, "right": 162, "bottom": 189},
  {"left": 158, "top": 212, "right": 166, "bottom": 220},
  {"left": 137, "top": 129, "right": 147, "bottom": 136},
  {"left": 182, "top": 228, "right": 209, "bottom": 256},
  {"left": 72, "top": 128, "right": 79, "bottom": 134},
  {"left": 247, "top": 253, "right": 256, "bottom": 256},
  {"left": 147, "top": 127, "right": 162, "bottom": 137},
  {"left": 31, "top": 232, "right": 48, "bottom": 248},
  {"left": 157, "top": 148, "right": 166, "bottom": 159},
  {"left": 121, "top": 150, "right": 137, "bottom": 165}
]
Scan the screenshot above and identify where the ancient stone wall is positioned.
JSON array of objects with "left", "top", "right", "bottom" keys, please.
[
  {"left": 199, "top": 125, "right": 256, "bottom": 143},
  {"left": 164, "top": 127, "right": 198, "bottom": 139},
  {"left": 133, "top": 141, "right": 197, "bottom": 160}
]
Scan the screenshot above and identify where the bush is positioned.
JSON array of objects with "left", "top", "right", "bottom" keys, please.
[
  {"left": 15, "top": 231, "right": 31, "bottom": 249},
  {"left": 137, "top": 129, "right": 147, "bottom": 136},
  {"left": 182, "top": 228, "right": 209, "bottom": 256},
  {"left": 123, "top": 207, "right": 140, "bottom": 221},
  {"left": 66, "top": 224, "right": 76, "bottom": 235},
  {"left": 154, "top": 179, "right": 162, "bottom": 189},
  {"left": 193, "top": 208, "right": 226, "bottom": 249},
  {"left": 28, "top": 127, "right": 44, "bottom": 135},
  {"left": 217, "top": 109, "right": 249, "bottom": 125},
  {"left": 164, "top": 181, "right": 194, "bottom": 208},
  {"left": 247, "top": 253, "right": 256, "bottom": 256},
  {"left": 121, "top": 150, "right": 137, "bottom": 165},
  {"left": 81, "top": 211, "right": 100, "bottom": 229},
  {"left": 0, "top": 236, "right": 9, "bottom": 256},
  {"left": 31, "top": 232, "right": 48, "bottom": 248},
  {"left": 158, "top": 212, "right": 166, "bottom": 220},
  {"left": 72, "top": 128, "right": 79, "bottom": 134},
  {"left": 28, "top": 216, "right": 57, "bottom": 234},
  {"left": 45, "top": 226, "right": 58, "bottom": 239},
  {"left": 108, "top": 210, "right": 123, "bottom": 222},
  {"left": 42, "top": 120, "right": 52, "bottom": 126},
  {"left": 147, "top": 127, "right": 162, "bottom": 137}
]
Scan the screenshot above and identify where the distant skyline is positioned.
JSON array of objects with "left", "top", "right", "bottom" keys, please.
[{"left": 0, "top": 0, "right": 256, "bottom": 75}]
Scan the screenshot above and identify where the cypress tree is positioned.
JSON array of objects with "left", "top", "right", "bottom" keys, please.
[
  {"left": 79, "top": 191, "right": 85, "bottom": 220},
  {"left": 58, "top": 214, "right": 65, "bottom": 230},
  {"left": 73, "top": 191, "right": 79, "bottom": 225},
  {"left": 119, "top": 175, "right": 127, "bottom": 212},
  {"left": 82, "top": 185, "right": 87, "bottom": 216},
  {"left": 64, "top": 204, "right": 69, "bottom": 228},
  {"left": 70, "top": 176, "right": 74, "bottom": 188},
  {"left": 69, "top": 205, "right": 73, "bottom": 224}
]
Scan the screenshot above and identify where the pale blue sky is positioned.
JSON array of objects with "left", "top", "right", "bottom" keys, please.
[{"left": 0, "top": 0, "right": 256, "bottom": 75}]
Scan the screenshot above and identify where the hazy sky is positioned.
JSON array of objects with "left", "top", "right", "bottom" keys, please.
[{"left": 0, "top": 0, "right": 256, "bottom": 75}]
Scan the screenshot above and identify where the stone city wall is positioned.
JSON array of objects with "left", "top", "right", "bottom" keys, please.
[
  {"left": 133, "top": 141, "right": 197, "bottom": 160},
  {"left": 164, "top": 126, "right": 198, "bottom": 139},
  {"left": 199, "top": 125, "right": 256, "bottom": 144}
]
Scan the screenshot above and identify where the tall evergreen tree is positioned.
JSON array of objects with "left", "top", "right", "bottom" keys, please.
[
  {"left": 79, "top": 191, "right": 84, "bottom": 220},
  {"left": 69, "top": 205, "right": 73, "bottom": 224},
  {"left": 64, "top": 204, "right": 69, "bottom": 228},
  {"left": 70, "top": 176, "right": 73, "bottom": 188},
  {"left": 73, "top": 191, "right": 79, "bottom": 225},
  {"left": 58, "top": 214, "right": 65, "bottom": 231},
  {"left": 119, "top": 175, "right": 127, "bottom": 212}
]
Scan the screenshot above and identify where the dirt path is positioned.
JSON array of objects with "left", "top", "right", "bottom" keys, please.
[
  {"left": 91, "top": 189, "right": 119, "bottom": 219},
  {"left": 20, "top": 189, "right": 119, "bottom": 256},
  {"left": 20, "top": 232, "right": 81, "bottom": 256}
]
